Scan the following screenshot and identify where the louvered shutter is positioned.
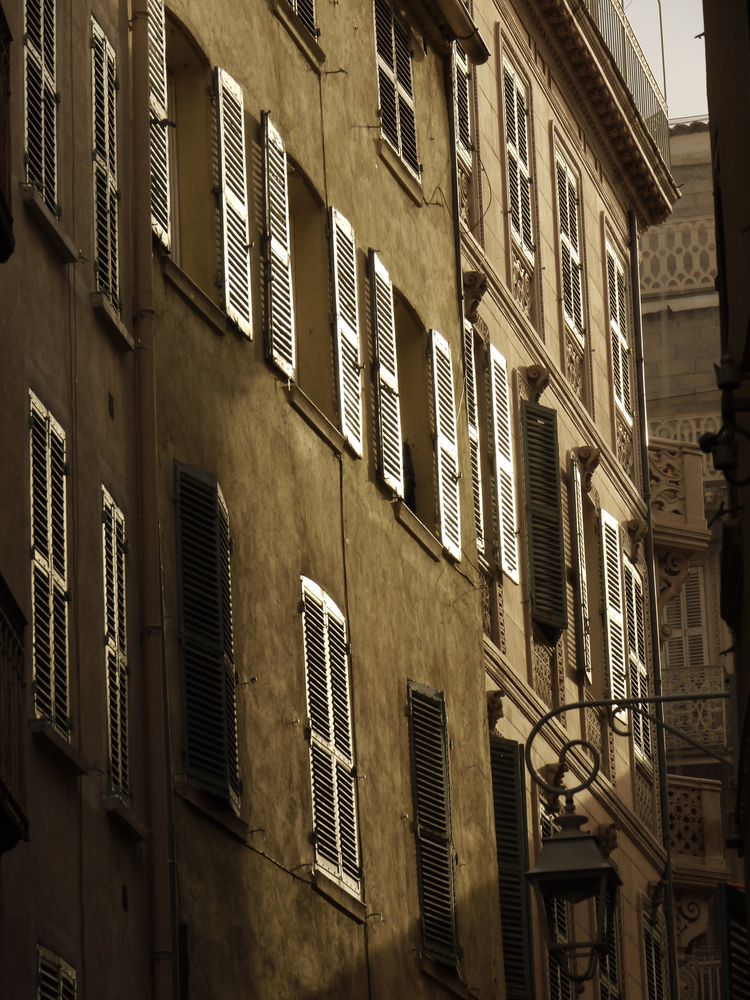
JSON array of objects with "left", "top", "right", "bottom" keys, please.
[
  {"left": 38, "top": 947, "right": 77, "bottom": 1000},
  {"left": 600, "top": 510, "right": 627, "bottom": 715},
  {"left": 374, "top": 0, "right": 419, "bottom": 176},
  {"left": 431, "top": 330, "right": 461, "bottom": 560},
  {"left": 147, "top": 0, "right": 170, "bottom": 248},
  {"left": 290, "top": 0, "right": 316, "bottom": 36},
  {"left": 263, "top": 114, "right": 296, "bottom": 378},
  {"left": 24, "top": 0, "right": 57, "bottom": 213},
  {"left": 557, "top": 159, "right": 583, "bottom": 338},
  {"left": 569, "top": 456, "right": 592, "bottom": 682},
  {"left": 329, "top": 208, "right": 364, "bottom": 455},
  {"left": 453, "top": 44, "right": 472, "bottom": 171},
  {"left": 92, "top": 20, "right": 120, "bottom": 310},
  {"left": 607, "top": 246, "right": 632, "bottom": 420},
  {"left": 30, "top": 394, "right": 70, "bottom": 737},
  {"left": 625, "top": 562, "right": 652, "bottom": 763},
  {"left": 665, "top": 567, "right": 707, "bottom": 670},
  {"left": 102, "top": 488, "right": 129, "bottom": 797},
  {"left": 463, "top": 320, "right": 484, "bottom": 555},
  {"left": 522, "top": 402, "right": 567, "bottom": 633},
  {"left": 175, "top": 465, "right": 240, "bottom": 806},
  {"left": 596, "top": 889, "right": 622, "bottom": 1000},
  {"left": 490, "top": 346, "right": 519, "bottom": 581},
  {"left": 408, "top": 684, "right": 459, "bottom": 968},
  {"left": 215, "top": 67, "right": 252, "bottom": 337},
  {"left": 370, "top": 251, "right": 403, "bottom": 495},
  {"left": 643, "top": 921, "right": 666, "bottom": 1000},
  {"left": 489, "top": 737, "right": 534, "bottom": 1000},
  {"left": 503, "top": 63, "right": 534, "bottom": 261}
]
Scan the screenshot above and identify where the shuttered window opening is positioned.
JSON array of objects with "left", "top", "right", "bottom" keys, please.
[
  {"left": 569, "top": 455, "right": 592, "bottom": 682},
  {"left": 600, "top": 510, "right": 627, "bottom": 720},
  {"left": 148, "top": 0, "right": 171, "bottom": 248},
  {"left": 463, "top": 320, "right": 484, "bottom": 555},
  {"left": 330, "top": 208, "right": 364, "bottom": 455},
  {"left": 408, "top": 684, "right": 459, "bottom": 968},
  {"left": 556, "top": 157, "right": 584, "bottom": 339},
  {"left": 373, "top": 0, "right": 420, "bottom": 177},
  {"left": 371, "top": 251, "right": 404, "bottom": 495},
  {"left": 606, "top": 244, "right": 633, "bottom": 422},
  {"left": 643, "top": 919, "right": 666, "bottom": 1000},
  {"left": 102, "top": 488, "right": 129, "bottom": 798},
  {"left": 522, "top": 402, "right": 567, "bottom": 634},
  {"left": 25, "top": 0, "right": 57, "bottom": 213},
  {"left": 38, "top": 946, "right": 76, "bottom": 1000},
  {"left": 215, "top": 67, "right": 253, "bottom": 337},
  {"left": 286, "top": 0, "right": 316, "bottom": 36},
  {"left": 503, "top": 61, "right": 534, "bottom": 263},
  {"left": 596, "top": 888, "right": 623, "bottom": 1000},
  {"left": 453, "top": 44, "right": 472, "bottom": 172},
  {"left": 431, "top": 330, "right": 461, "bottom": 561},
  {"left": 263, "top": 114, "right": 296, "bottom": 379},
  {"left": 490, "top": 736, "right": 535, "bottom": 1000},
  {"left": 91, "top": 19, "right": 120, "bottom": 311},
  {"left": 490, "top": 346, "right": 519, "bottom": 581},
  {"left": 175, "top": 465, "right": 240, "bottom": 808},
  {"left": 300, "top": 578, "right": 360, "bottom": 894},
  {"left": 664, "top": 565, "right": 708, "bottom": 671},
  {"left": 540, "top": 807, "right": 573, "bottom": 1000},
  {"left": 624, "top": 561, "right": 652, "bottom": 764},
  {"left": 30, "top": 392, "right": 70, "bottom": 738}
]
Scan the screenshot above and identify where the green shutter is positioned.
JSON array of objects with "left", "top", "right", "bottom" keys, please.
[{"left": 522, "top": 402, "right": 567, "bottom": 635}]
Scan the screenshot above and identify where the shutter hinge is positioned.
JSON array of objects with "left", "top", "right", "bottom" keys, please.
[
  {"left": 308, "top": 830, "right": 316, "bottom": 845},
  {"left": 298, "top": 600, "right": 305, "bottom": 615},
  {"left": 303, "top": 724, "right": 311, "bottom": 742},
  {"left": 54, "top": 91, "right": 62, "bottom": 106}
]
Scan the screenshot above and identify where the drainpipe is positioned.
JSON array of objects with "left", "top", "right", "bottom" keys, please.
[
  {"left": 132, "top": 6, "right": 176, "bottom": 999},
  {"left": 629, "top": 209, "right": 679, "bottom": 999}
]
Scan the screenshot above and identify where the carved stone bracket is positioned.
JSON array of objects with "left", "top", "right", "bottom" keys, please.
[
  {"left": 650, "top": 445, "right": 686, "bottom": 515},
  {"left": 511, "top": 248, "right": 533, "bottom": 321},
  {"left": 616, "top": 412, "right": 635, "bottom": 479},
  {"left": 487, "top": 688, "right": 506, "bottom": 733},
  {"left": 596, "top": 822, "right": 618, "bottom": 858},
  {"left": 520, "top": 364, "right": 551, "bottom": 402},
  {"left": 674, "top": 892, "right": 711, "bottom": 952},
  {"left": 625, "top": 515, "right": 647, "bottom": 562},
  {"left": 539, "top": 762, "right": 568, "bottom": 816},
  {"left": 463, "top": 269, "right": 488, "bottom": 323},
  {"left": 565, "top": 332, "right": 584, "bottom": 401},
  {"left": 656, "top": 549, "right": 691, "bottom": 616},
  {"left": 572, "top": 445, "right": 601, "bottom": 493}
]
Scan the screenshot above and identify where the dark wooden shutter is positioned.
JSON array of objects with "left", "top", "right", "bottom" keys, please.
[
  {"left": 490, "top": 736, "right": 535, "bottom": 1000},
  {"left": 522, "top": 402, "right": 567, "bottom": 635},
  {"left": 175, "top": 465, "right": 240, "bottom": 806},
  {"left": 408, "top": 684, "right": 459, "bottom": 969}
]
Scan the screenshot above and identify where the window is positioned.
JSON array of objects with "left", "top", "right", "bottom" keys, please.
[
  {"left": 503, "top": 61, "right": 534, "bottom": 263},
  {"left": 606, "top": 244, "right": 633, "bottom": 422},
  {"left": 624, "top": 561, "right": 652, "bottom": 763},
  {"left": 263, "top": 113, "right": 295, "bottom": 379},
  {"left": 286, "top": 0, "right": 316, "bottom": 36},
  {"left": 37, "top": 946, "right": 76, "bottom": 1000},
  {"left": 600, "top": 509, "right": 627, "bottom": 716},
  {"left": 453, "top": 44, "right": 472, "bottom": 172},
  {"left": 408, "top": 683, "right": 459, "bottom": 968},
  {"left": 102, "top": 488, "right": 129, "bottom": 798},
  {"left": 30, "top": 392, "right": 69, "bottom": 737},
  {"left": 556, "top": 156, "right": 584, "bottom": 339},
  {"left": 373, "top": 0, "right": 419, "bottom": 177},
  {"left": 91, "top": 18, "right": 120, "bottom": 311},
  {"left": 0, "top": 5, "right": 13, "bottom": 261},
  {"left": 432, "top": 330, "right": 461, "bottom": 560},
  {"left": 540, "top": 806, "right": 573, "bottom": 1000},
  {"left": 490, "top": 346, "right": 519, "bottom": 581},
  {"left": 569, "top": 454, "right": 593, "bottom": 682},
  {"left": 597, "top": 888, "right": 623, "bottom": 1000},
  {"left": 643, "top": 918, "right": 666, "bottom": 1000},
  {"left": 330, "top": 207, "right": 364, "bottom": 454},
  {"left": 175, "top": 464, "right": 240, "bottom": 808},
  {"left": 664, "top": 565, "right": 707, "bottom": 670},
  {"left": 24, "top": 0, "right": 57, "bottom": 214},
  {"left": 463, "top": 320, "right": 485, "bottom": 555},
  {"left": 147, "top": 0, "right": 171, "bottom": 249},
  {"left": 300, "top": 578, "right": 360, "bottom": 894}
]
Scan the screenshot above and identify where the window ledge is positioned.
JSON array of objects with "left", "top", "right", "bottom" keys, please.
[
  {"left": 286, "top": 383, "right": 345, "bottom": 455},
  {"left": 420, "top": 955, "right": 470, "bottom": 998},
  {"left": 174, "top": 780, "right": 248, "bottom": 844},
  {"left": 377, "top": 139, "right": 423, "bottom": 207},
  {"left": 91, "top": 292, "right": 134, "bottom": 351},
  {"left": 394, "top": 501, "right": 442, "bottom": 562},
  {"left": 312, "top": 870, "right": 366, "bottom": 923},
  {"left": 272, "top": 0, "right": 326, "bottom": 72},
  {"left": 20, "top": 183, "right": 78, "bottom": 264},
  {"left": 103, "top": 795, "right": 148, "bottom": 842},
  {"left": 30, "top": 719, "right": 87, "bottom": 775},
  {"left": 161, "top": 255, "right": 232, "bottom": 336}
]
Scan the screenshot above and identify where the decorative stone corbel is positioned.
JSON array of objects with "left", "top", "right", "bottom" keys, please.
[
  {"left": 625, "top": 515, "right": 648, "bottom": 562},
  {"left": 486, "top": 688, "right": 505, "bottom": 733},
  {"left": 646, "top": 879, "right": 665, "bottom": 922},
  {"left": 656, "top": 549, "right": 690, "bottom": 615},
  {"left": 675, "top": 892, "right": 710, "bottom": 951},
  {"left": 572, "top": 445, "right": 601, "bottom": 493},
  {"left": 463, "top": 269, "right": 488, "bottom": 323},
  {"left": 596, "top": 822, "right": 618, "bottom": 859},
  {"left": 539, "top": 761, "right": 567, "bottom": 816},
  {"left": 521, "top": 364, "right": 551, "bottom": 402}
]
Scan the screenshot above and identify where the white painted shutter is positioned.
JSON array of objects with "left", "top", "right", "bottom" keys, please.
[
  {"left": 330, "top": 208, "right": 363, "bottom": 455},
  {"left": 569, "top": 456, "right": 592, "bottom": 682},
  {"left": 431, "top": 330, "right": 461, "bottom": 560},
  {"left": 215, "top": 67, "right": 252, "bottom": 337},
  {"left": 291, "top": 0, "right": 316, "bottom": 35},
  {"left": 370, "top": 251, "right": 403, "bottom": 495},
  {"left": 557, "top": 159, "right": 583, "bottom": 338},
  {"left": 453, "top": 44, "right": 472, "bottom": 171},
  {"left": 92, "top": 20, "right": 120, "bottom": 310},
  {"left": 25, "top": 0, "right": 57, "bottom": 213},
  {"left": 489, "top": 346, "right": 519, "bottom": 581},
  {"left": 148, "top": 0, "right": 170, "bottom": 248},
  {"left": 607, "top": 245, "right": 633, "bottom": 419},
  {"left": 625, "top": 562, "right": 652, "bottom": 762},
  {"left": 665, "top": 566, "right": 707, "bottom": 670},
  {"left": 262, "top": 114, "right": 296, "bottom": 378},
  {"left": 102, "top": 488, "right": 129, "bottom": 797},
  {"left": 463, "top": 320, "right": 484, "bottom": 555},
  {"left": 600, "top": 509, "right": 627, "bottom": 714}
]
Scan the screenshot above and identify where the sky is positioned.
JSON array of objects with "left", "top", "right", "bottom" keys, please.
[{"left": 621, "top": 0, "right": 707, "bottom": 121}]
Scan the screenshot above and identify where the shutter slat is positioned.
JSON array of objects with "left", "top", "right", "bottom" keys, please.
[
  {"left": 490, "top": 347, "right": 519, "bottom": 581},
  {"left": 432, "top": 331, "right": 461, "bottom": 560},
  {"left": 262, "top": 114, "right": 296, "bottom": 377},
  {"left": 371, "top": 251, "right": 404, "bottom": 495},
  {"left": 331, "top": 208, "right": 363, "bottom": 455}
]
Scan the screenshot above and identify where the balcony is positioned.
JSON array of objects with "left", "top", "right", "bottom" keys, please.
[
  {"left": 667, "top": 775, "right": 728, "bottom": 880},
  {"left": 662, "top": 664, "right": 729, "bottom": 757},
  {"left": 0, "top": 574, "right": 28, "bottom": 853}
]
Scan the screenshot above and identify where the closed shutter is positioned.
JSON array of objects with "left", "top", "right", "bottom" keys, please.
[
  {"left": 522, "top": 402, "right": 567, "bottom": 633},
  {"left": 262, "top": 114, "right": 296, "bottom": 378},
  {"left": 596, "top": 888, "right": 622, "bottom": 1000},
  {"left": 624, "top": 562, "right": 652, "bottom": 763},
  {"left": 370, "top": 251, "right": 404, "bottom": 495},
  {"left": 215, "top": 67, "right": 252, "bottom": 337},
  {"left": 503, "top": 62, "right": 534, "bottom": 261},
  {"left": 556, "top": 158, "right": 584, "bottom": 338},
  {"left": 330, "top": 208, "right": 364, "bottom": 455},
  {"left": 569, "top": 456, "right": 592, "bottom": 682},
  {"left": 408, "top": 684, "right": 459, "bottom": 968},
  {"left": 606, "top": 245, "right": 632, "bottom": 420},
  {"left": 600, "top": 510, "right": 627, "bottom": 713},
  {"left": 30, "top": 393, "right": 70, "bottom": 737},
  {"left": 489, "top": 736, "right": 534, "bottom": 1000},
  {"left": 92, "top": 19, "right": 120, "bottom": 310},
  {"left": 175, "top": 465, "right": 240, "bottom": 806},
  {"left": 374, "top": 0, "right": 419, "bottom": 176},
  {"left": 102, "top": 488, "right": 129, "bottom": 797},
  {"left": 24, "top": 0, "right": 57, "bottom": 213},
  {"left": 431, "top": 330, "right": 461, "bottom": 561},
  {"left": 490, "top": 346, "right": 518, "bottom": 581},
  {"left": 38, "top": 947, "right": 77, "bottom": 1000},
  {"left": 665, "top": 566, "right": 707, "bottom": 670},
  {"left": 463, "top": 320, "right": 484, "bottom": 555},
  {"left": 148, "top": 0, "right": 170, "bottom": 248},
  {"left": 643, "top": 920, "right": 666, "bottom": 1000},
  {"left": 301, "top": 578, "right": 360, "bottom": 893},
  {"left": 453, "top": 44, "right": 472, "bottom": 171}
]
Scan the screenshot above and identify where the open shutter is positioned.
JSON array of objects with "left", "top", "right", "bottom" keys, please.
[
  {"left": 262, "top": 114, "right": 296, "bottom": 378},
  {"left": 92, "top": 20, "right": 120, "bottom": 310},
  {"left": 330, "top": 207, "right": 363, "bottom": 455},
  {"left": 38, "top": 947, "right": 77, "bottom": 1000},
  {"left": 503, "top": 62, "right": 534, "bottom": 262},
  {"left": 489, "top": 346, "right": 518, "bottom": 581},
  {"left": 625, "top": 562, "right": 652, "bottom": 763},
  {"left": 600, "top": 509, "right": 627, "bottom": 713},
  {"left": 463, "top": 320, "right": 484, "bottom": 555},
  {"left": 408, "top": 684, "right": 459, "bottom": 969},
  {"left": 370, "top": 251, "right": 403, "bottom": 495},
  {"left": 607, "top": 246, "right": 633, "bottom": 420},
  {"left": 148, "top": 0, "right": 170, "bottom": 248},
  {"left": 453, "top": 44, "right": 472, "bottom": 170},
  {"left": 175, "top": 465, "right": 240, "bottom": 806},
  {"left": 102, "top": 488, "right": 129, "bottom": 797},
  {"left": 431, "top": 330, "right": 461, "bottom": 560},
  {"left": 490, "top": 736, "right": 534, "bottom": 1000},
  {"left": 215, "top": 67, "right": 252, "bottom": 337},
  {"left": 374, "top": 0, "right": 419, "bottom": 176},
  {"left": 503, "top": 65, "right": 520, "bottom": 243},
  {"left": 291, "top": 0, "right": 316, "bottom": 35},
  {"left": 569, "top": 456, "right": 592, "bottom": 682},
  {"left": 25, "top": 0, "right": 57, "bottom": 213},
  {"left": 522, "top": 402, "right": 567, "bottom": 633}
]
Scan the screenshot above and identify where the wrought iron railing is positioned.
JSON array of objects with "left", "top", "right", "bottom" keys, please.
[{"left": 662, "top": 665, "right": 728, "bottom": 754}]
